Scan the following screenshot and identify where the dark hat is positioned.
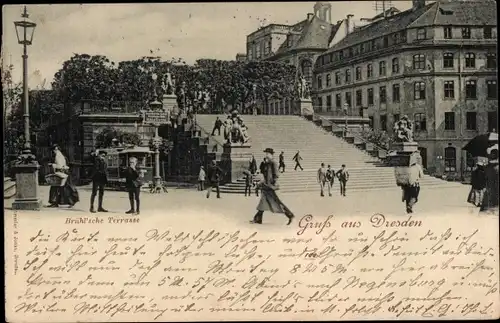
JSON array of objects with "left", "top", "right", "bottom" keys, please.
[
  {"left": 98, "top": 150, "right": 107, "bottom": 156},
  {"left": 51, "top": 144, "right": 59, "bottom": 150},
  {"left": 263, "top": 148, "right": 275, "bottom": 154},
  {"left": 341, "top": 164, "right": 346, "bottom": 167}
]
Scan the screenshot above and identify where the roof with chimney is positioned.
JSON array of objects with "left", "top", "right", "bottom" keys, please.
[
  {"left": 322, "top": 0, "right": 496, "bottom": 54},
  {"left": 410, "top": 0, "right": 497, "bottom": 27},
  {"left": 369, "top": 7, "right": 401, "bottom": 21},
  {"left": 275, "top": 16, "right": 342, "bottom": 55}
]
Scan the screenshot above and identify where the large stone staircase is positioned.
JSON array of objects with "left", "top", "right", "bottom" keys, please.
[{"left": 196, "top": 115, "right": 462, "bottom": 193}]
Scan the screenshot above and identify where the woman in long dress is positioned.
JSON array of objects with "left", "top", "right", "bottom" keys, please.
[
  {"left": 47, "top": 145, "right": 79, "bottom": 208},
  {"left": 250, "top": 148, "right": 295, "bottom": 225},
  {"left": 467, "top": 161, "right": 487, "bottom": 207},
  {"left": 480, "top": 145, "right": 499, "bottom": 214}
]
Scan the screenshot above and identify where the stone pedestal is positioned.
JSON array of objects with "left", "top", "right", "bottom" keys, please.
[
  {"left": 12, "top": 163, "right": 43, "bottom": 210},
  {"left": 220, "top": 143, "right": 253, "bottom": 183},
  {"left": 387, "top": 141, "right": 421, "bottom": 186},
  {"left": 162, "top": 94, "right": 177, "bottom": 118},
  {"left": 298, "top": 98, "right": 313, "bottom": 116}
]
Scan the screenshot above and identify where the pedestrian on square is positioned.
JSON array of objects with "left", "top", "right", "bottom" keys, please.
[
  {"left": 250, "top": 148, "right": 295, "bottom": 225},
  {"left": 123, "top": 157, "right": 142, "bottom": 215},
  {"left": 467, "top": 159, "right": 487, "bottom": 207},
  {"left": 317, "top": 163, "right": 328, "bottom": 197},
  {"left": 480, "top": 144, "right": 499, "bottom": 214},
  {"left": 47, "top": 144, "right": 79, "bottom": 208},
  {"left": 256, "top": 157, "right": 267, "bottom": 197},
  {"left": 326, "top": 165, "right": 335, "bottom": 196},
  {"left": 206, "top": 160, "right": 223, "bottom": 199},
  {"left": 249, "top": 155, "right": 257, "bottom": 175},
  {"left": 244, "top": 170, "right": 253, "bottom": 197},
  {"left": 90, "top": 150, "right": 109, "bottom": 213},
  {"left": 198, "top": 166, "right": 206, "bottom": 191},
  {"left": 211, "top": 117, "right": 223, "bottom": 136},
  {"left": 336, "top": 164, "right": 349, "bottom": 197},
  {"left": 293, "top": 150, "right": 304, "bottom": 171},
  {"left": 278, "top": 151, "right": 286, "bottom": 173},
  {"left": 401, "top": 162, "right": 423, "bottom": 214}
]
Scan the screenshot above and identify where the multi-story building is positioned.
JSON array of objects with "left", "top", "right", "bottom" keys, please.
[
  {"left": 313, "top": 0, "right": 497, "bottom": 177},
  {"left": 245, "top": 2, "right": 345, "bottom": 114}
]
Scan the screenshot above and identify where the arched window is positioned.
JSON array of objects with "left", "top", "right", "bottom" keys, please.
[{"left": 444, "top": 147, "right": 457, "bottom": 172}]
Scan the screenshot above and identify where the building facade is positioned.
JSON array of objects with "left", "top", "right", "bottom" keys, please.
[
  {"left": 313, "top": 0, "right": 497, "bottom": 177},
  {"left": 245, "top": 2, "right": 347, "bottom": 115}
]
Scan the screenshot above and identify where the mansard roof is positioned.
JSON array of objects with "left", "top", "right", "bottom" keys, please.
[
  {"left": 322, "top": 3, "right": 435, "bottom": 54},
  {"left": 275, "top": 16, "right": 342, "bottom": 55}
]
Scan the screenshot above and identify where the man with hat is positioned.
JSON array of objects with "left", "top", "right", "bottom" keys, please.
[
  {"left": 206, "top": 160, "right": 223, "bottom": 199},
  {"left": 90, "top": 149, "right": 109, "bottom": 213},
  {"left": 251, "top": 148, "right": 295, "bottom": 225}
]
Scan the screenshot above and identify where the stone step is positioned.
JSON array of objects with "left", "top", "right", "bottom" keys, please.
[{"left": 4, "top": 179, "right": 16, "bottom": 199}]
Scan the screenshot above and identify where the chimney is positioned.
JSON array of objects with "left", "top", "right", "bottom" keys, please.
[
  {"left": 307, "top": 13, "right": 314, "bottom": 21},
  {"left": 412, "top": 0, "right": 426, "bottom": 10},
  {"left": 345, "top": 14, "right": 354, "bottom": 35}
]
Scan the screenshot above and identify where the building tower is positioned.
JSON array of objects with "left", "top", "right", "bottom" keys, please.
[{"left": 314, "top": 2, "right": 332, "bottom": 23}]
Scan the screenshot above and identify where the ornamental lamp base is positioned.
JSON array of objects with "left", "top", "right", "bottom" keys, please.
[{"left": 11, "top": 161, "right": 42, "bottom": 211}]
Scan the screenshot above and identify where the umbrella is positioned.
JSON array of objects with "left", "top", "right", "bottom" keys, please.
[
  {"left": 463, "top": 132, "right": 498, "bottom": 157},
  {"left": 242, "top": 169, "right": 251, "bottom": 176}
]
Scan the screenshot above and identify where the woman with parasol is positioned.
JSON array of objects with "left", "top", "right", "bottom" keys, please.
[
  {"left": 463, "top": 132, "right": 498, "bottom": 213},
  {"left": 467, "top": 158, "right": 487, "bottom": 207}
]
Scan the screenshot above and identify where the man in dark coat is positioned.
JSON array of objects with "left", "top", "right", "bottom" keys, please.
[
  {"left": 249, "top": 155, "right": 257, "bottom": 175},
  {"left": 336, "top": 164, "right": 349, "bottom": 197},
  {"left": 278, "top": 151, "right": 286, "bottom": 173},
  {"left": 206, "top": 160, "right": 223, "bottom": 199},
  {"left": 211, "top": 117, "right": 223, "bottom": 136},
  {"left": 251, "top": 148, "right": 295, "bottom": 225},
  {"left": 90, "top": 150, "right": 109, "bottom": 213},
  {"left": 293, "top": 151, "right": 303, "bottom": 171},
  {"left": 123, "top": 157, "right": 142, "bottom": 215}
]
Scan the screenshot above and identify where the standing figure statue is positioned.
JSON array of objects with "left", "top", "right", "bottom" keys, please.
[
  {"left": 162, "top": 67, "right": 175, "bottom": 95},
  {"left": 393, "top": 115, "right": 414, "bottom": 142},
  {"left": 296, "top": 74, "right": 310, "bottom": 99}
]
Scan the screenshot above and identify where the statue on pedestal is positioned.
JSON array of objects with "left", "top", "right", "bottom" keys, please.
[
  {"left": 296, "top": 74, "right": 310, "bottom": 99},
  {"left": 162, "top": 67, "right": 175, "bottom": 95},
  {"left": 393, "top": 115, "right": 414, "bottom": 143},
  {"left": 224, "top": 109, "right": 249, "bottom": 145}
]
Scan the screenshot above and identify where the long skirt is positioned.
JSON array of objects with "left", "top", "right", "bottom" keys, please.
[
  {"left": 256, "top": 187, "right": 292, "bottom": 214},
  {"left": 467, "top": 188, "right": 485, "bottom": 207},
  {"left": 48, "top": 177, "right": 79, "bottom": 206}
]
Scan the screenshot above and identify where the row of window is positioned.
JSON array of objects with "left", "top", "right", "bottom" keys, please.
[
  {"left": 442, "top": 26, "right": 494, "bottom": 40},
  {"left": 367, "top": 111, "right": 497, "bottom": 134},
  {"left": 442, "top": 52, "right": 496, "bottom": 69},
  {"left": 317, "top": 26, "right": 495, "bottom": 67},
  {"left": 247, "top": 39, "right": 273, "bottom": 60},
  {"left": 318, "top": 79, "right": 497, "bottom": 110},
  {"left": 316, "top": 53, "right": 497, "bottom": 90},
  {"left": 318, "top": 58, "right": 401, "bottom": 89}
]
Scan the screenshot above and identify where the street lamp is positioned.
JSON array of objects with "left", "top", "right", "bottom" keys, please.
[
  {"left": 12, "top": 6, "right": 42, "bottom": 210},
  {"left": 149, "top": 73, "right": 164, "bottom": 193},
  {"left": 343, "top": 103, "right": 349, "bottom": 138}
]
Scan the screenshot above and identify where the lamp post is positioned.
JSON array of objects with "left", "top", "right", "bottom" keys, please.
[
  {"left": 149, "top": 73, "right": 164, "bottom": 193},
  {"left": 343, "top": 103, "right": 349, "bottom": 138},
  {"left": 12, "top": 6, "right": 42, "bottom": 210}
]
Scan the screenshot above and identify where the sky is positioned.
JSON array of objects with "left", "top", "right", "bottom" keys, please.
[{"left": 2, "top": 1, "right": 412, "bottom": 89}]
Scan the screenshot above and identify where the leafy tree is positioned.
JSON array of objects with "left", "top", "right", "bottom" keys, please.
[
  {"left": 94, "top": 127, "right": 141, "bottom": 148},
  {"left": 51, "top": 54, "right": 118, "bottom": 102}
]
